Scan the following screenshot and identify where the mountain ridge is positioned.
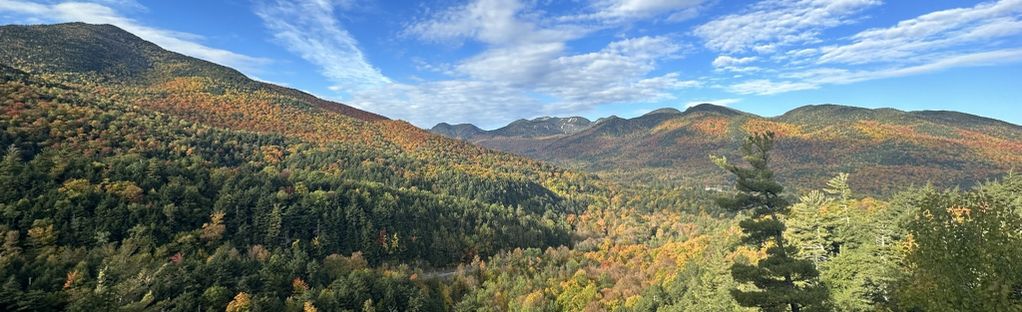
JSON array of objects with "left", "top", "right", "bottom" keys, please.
[
  {"left": 0, "top": 22, "right": 389, "bottom": 122},
  {"left": 430, "top": 103, "right": 1022, "bottom": 194}
]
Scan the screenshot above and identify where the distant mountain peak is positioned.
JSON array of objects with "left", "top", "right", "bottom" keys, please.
[
  {"left": 430, "top": 116, "right": 594, "bottom": 140},
  {"left": 430, "top": 122, "right": 485, "bottom": 140},
  {"left": 492, "top": 116, "right": 593, "bottom": 137},
  {"left": 682, "top": 103, "right": 744, "bottom": 116},
  {"left": 643, "top": 107, "right": 682, "bottom": 116}
]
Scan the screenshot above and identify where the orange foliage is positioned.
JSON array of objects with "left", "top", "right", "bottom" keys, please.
[
  {"left": 742, "top": 119, "right": 802, "bottom": 137},
  {"left": 690, "top": 116, "right": 731, "bottom": 137},
  {"left": 952, "top": 129, "right": 1022, "bottom": 165}
]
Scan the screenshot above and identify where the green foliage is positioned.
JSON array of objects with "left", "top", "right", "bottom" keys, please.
[
  {"left": 787, "top": 174, "right": 903, "bottom": 311},
  {"left": 892, "top": 175, "right": 1022, "bottom": 311},
  {"left": 714, "top": 132, "right": 831, "bottom": 312}
]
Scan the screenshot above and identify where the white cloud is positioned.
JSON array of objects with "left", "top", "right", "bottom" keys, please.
[
  {"left": 355, "top": 0, "right": 697, "bottom": 126},
  {"left": 694, "top": 0, "right": 880, "bottom": 54},
  {"left": 712, "top": 55, "right": 756, "bottom": 68},
  {"left": 457, "top": 35, "right": 688, "bottom": 90},
  {"left": 818, "top": 0, "right": 1022, "bottom": 64},
  {"left": 404, "top": 0, "right": 583, "bottom": 46},
  {"left": 684, "top": 98, "right": 741, "bottom": 108},
  {"left": 531, "top": 37, "right": 698, "bottom": 107},
  {"left": 455, "top": 42, "right": 567, "bottom": 86},
  {"left": 0, "top": 0, "right": 268, "bottom": 73},
  {"left": 254, "top": 0, "right": 390, "bottom": 93},
  {"left": 712, "top": 55, "right": 761, "bottom": 72}
]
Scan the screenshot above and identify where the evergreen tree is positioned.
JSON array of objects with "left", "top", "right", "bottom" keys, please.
[{"left": 712, "top": 132, "right": 831, "bottom": 311}]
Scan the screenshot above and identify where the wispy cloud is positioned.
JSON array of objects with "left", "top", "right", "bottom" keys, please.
[
  {"left": 403, "top": 0, "right": 586, "bottom": 46},
  {"left": 694, "top": 0, "right": 880, "bottom": 54},
  {"left": 718, "top": 0, "right": 1022, "bottom": 96},
  {"left": 455, "top": 35, "right": 696, "bottom": 103},
  {"left": 790, "top": 48, "right": 1022, "bottom": 85},
  {"left": 0, "top": 0, "right": 269, "bottom": 73},
  {"left": 254, "top": 0, "right": 390, "bottom": 94},
  {"left": 818, "top": 0, "right": 1022, "bottom": 65}
]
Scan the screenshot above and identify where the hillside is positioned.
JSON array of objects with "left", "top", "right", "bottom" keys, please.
[
  {"left": 432, "top": 103, "right": 1022, "bottom": 194},
  {"left": 0, "top": 23, "right": 607, "bottom": 310}
]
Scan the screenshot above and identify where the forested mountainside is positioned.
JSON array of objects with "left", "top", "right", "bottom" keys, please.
[
  {"left": 432, "top": 103, "right": 1022, "bottom": 194},
  {"left": 1, "top": 22, "right": 1019, "bottom": 312},
  {"left": 0, "top": 22, "right": 606, "bottom": 310}
]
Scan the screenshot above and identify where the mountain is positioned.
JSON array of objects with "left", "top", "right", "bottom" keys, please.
[
  {"left": 681, "top": 103, "right": 745, "bottom": 116},
  {"left": 0, "top": 23, "right": 606, "bottom": 310},
  {"left": 0, "top": 22, "right": 388, "bottom": 122},
  {"left": 0, "top": 21, "right": 601, "bottom": 261},
  {"left": 430, "top": 122, "right": 485, "bottom": 140},
  {"left": 491, "top": 116, "right": 593, "bottom": 137},
  {"left": 431, "top": 103, "right": 1022, "bottom": 194},
  {"left": 433, "top": 116, "right": 594, "bottom": 139}
]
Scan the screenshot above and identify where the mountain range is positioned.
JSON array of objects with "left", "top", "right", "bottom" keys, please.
[
  {"left": 2, "top": 21, "right": 1021, "bottom": 311},
  {"left": 432, "top": 103, "right": 1022, "bottom": 194}
]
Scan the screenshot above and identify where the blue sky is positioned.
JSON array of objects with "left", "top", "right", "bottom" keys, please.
[{"left": 2, "top": 0, "right": 1021, "bottom": 128}]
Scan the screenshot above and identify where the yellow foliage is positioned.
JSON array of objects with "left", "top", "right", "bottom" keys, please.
[
  {"left": 225, "top": 292, "right": 252, "bottom": 312},
  {"left": 58, "top": 178, "right": 93, "bottom": 198},
  {"left": 947, "top": 206, "right": 972, "bottom": 224},
  {"left": 201, "top": 211, "right": 226, "bottom": 241},
  {"left": 303, "top": 301, "right": 318, "bottom": 312},
  {"left": 103, "top": 180, "right": 143, "bottom": 202}
]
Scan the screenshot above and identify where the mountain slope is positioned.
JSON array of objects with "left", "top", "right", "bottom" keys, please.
[
  {"left": 0, "top": 22, "right": 388, "bottom": 122},
  {"left": 432, "top": 104, "right": 1022, "bottom": 194},
  {"left": 0, "top": 22, "right": 615, "bottom": 310}
]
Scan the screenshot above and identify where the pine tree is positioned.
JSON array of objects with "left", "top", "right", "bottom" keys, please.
[{"left": 712, "top": 132, "right": 831, "bottom": 311}]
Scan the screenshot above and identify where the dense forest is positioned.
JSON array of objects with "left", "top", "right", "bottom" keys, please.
[{"left": 0, "top": 23, "right": 1020, "bottom": 311}]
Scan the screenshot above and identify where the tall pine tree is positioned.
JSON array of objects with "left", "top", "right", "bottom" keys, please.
[{"left": 712, "top": 132, "right": 831, "bottom": 312}]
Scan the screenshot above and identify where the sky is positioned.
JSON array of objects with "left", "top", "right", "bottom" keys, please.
[{"left": 1, "top": 0, "right": 1021, "bottom": 129}]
